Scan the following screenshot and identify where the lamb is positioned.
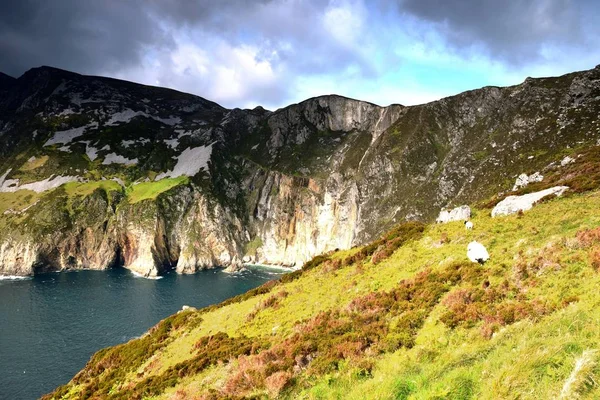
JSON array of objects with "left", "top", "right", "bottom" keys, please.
[
  {"left": 464, "top": 221, "right": 473, "bottom": 230},
  {"left": 467, "top": 241, "right": 489, "bottom": 264}
]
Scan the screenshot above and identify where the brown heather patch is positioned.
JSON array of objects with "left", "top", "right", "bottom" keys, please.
[
  {"left": 341, "top": 221, "right": 425, "bottom": 266},
  {"left": 576, "top": 227, "right": 600, "bottom": 247},
  {"left": 589, "top": 246, "right": 600, "bottom": 271},
  {"left": 219, "top": 262, "right": 483, "bottom": 398},
  {"left": 512, "top": 243, "right": 562, "bottom": 287},
  {"left": 440, "top": 280, "right": 556, "bottom": 339}
]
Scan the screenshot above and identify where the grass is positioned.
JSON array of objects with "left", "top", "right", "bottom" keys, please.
[
  {"left": 244, "top": 237, "right": 263, "bottom": 258},
  {"left": 63, "top": 180, "right": 122, "bottom": 198},
  {"left": 19, "top": 155, "right": 49, "bottom": 171},
  {"left": 43, "top": 185, "right": 600, "bottom": 399},
  {"left": 0, "top": 190, "right": 41, "bottom": 214},
  {"left": 126, "top": 176, "right": 189, "bottom": 203}
]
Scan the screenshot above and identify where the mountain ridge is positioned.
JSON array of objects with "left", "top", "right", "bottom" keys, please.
[{"left": 0, "top": 64, "right": 599, "bottom": 277}]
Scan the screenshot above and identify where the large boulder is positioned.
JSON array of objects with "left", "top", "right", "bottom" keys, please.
[
  {"left": 492, "top": 186, "right": 568, "bottom": 217},
  {"left": 436, "top": 205, "right": 471, "bottom": 223}
]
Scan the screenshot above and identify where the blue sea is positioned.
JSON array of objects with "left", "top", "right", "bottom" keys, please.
[{"left": 0, "top": 267, "right": 284, "bottom": 399}]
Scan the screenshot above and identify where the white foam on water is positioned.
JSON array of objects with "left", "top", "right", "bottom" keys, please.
[
  {"left": 0, "top": 275, "right": 32, "bottom": 281},
  {"left": 129, "top": 270, "right": 163, "bottom": 280}
]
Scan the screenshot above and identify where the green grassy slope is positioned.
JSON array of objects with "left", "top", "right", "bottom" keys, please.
[{"left": 44, "top": 156, "right": 600, "bottom": 399}]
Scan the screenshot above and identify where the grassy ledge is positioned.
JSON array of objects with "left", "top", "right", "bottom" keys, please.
[{"left": 126, "top": 177, "right": 189, "bottom": 204}]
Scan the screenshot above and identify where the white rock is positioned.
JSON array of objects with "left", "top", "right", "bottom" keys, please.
[
  {"left": 561, "top": 156, "right": 575, "bottom": 166},
  {"left": 436, "top": 205, "right": 471, "bottom": 223},
  {"left": 467, "top": 241, "right": 489, "bottom": 264},
  {"left": 512, "top": 172, "right": 543, "bottom": 191},
  {"left": 492, "top": 186, "right": 569, "bottom": 217}
]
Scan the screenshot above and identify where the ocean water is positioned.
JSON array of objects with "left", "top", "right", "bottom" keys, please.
[{"left": 0, "top": 267, "right": 284, "bottom": 400}]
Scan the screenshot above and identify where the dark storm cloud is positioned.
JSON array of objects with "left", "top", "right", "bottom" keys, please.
[
  {"left": 0, "top": 0, "right": 374, "bottom": 109},
  {"left": 147, "top": 0, "right": 372, "bottom": 76},
  {"left": 399, "top": 0, "right": 589, "bottom": 63},
  {"left": 0, "top": 0, "right": 364, "bottom": 78},
  {"left": 0, "top": 0, "right": 168, "bottom": 77},
  {"left": 1, "top": 0, "right": 598, "bottom": 108}
]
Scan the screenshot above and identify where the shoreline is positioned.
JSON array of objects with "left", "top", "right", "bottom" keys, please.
[
  {"left": 243, "top": 263, "right": 298, "bottom": 272},
  {"left": 0, "top": 262, "right": 297, "bottom": 281}
]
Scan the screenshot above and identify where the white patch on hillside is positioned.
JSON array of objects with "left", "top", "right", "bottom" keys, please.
[
  {"left": 0, "top": 169, "right": 11, "bottom": 185},
  {"left": 156, "top": 116, "right": 181, "bottom": 126},
  {"left": 102, "top": 153, "right": 138, "bottom": 165},
  {"left": 58, "top": 108, "right": 76, "bottom": 117},
  {"left": 107, "top": 109, "right": 182, "bottom": 126},
  {"left": 107, "top": 109, "right": 149, "bottom": 125},
  {"left": 122, "top": 138, "right": 150, "bottom": 148},
  {"left": 0, "top": 173, "right": 80, "bottom": 193},
  {"left": 111, "top": 177, "right": 125, "bottom": 187},
  {"left": 50, "top": 81, "right": 68, "bottom": 97},
  {"left": 70, "top": 92, "right": 103, "bottom": 106},
  {"left": 44, "top": 126, "right": 86, "bottom": 146},
  {"left": 27, "top": 156, "right": 36, "bottom": 163},
  {"left": 164, "top": 130, "right": 192, "bottom": 149},
  {"left": 81, "top": 142, "right": 99, "bottom": 161},
  {"left": 155, "top": 143, "right": 214, "bottom": 180}
]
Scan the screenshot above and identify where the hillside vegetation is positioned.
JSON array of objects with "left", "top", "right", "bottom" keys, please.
[{"left": 44, "top": 151, "right": 600, "bottom": 399}]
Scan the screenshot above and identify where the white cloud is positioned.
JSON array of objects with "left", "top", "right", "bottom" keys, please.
[
  {"left": 99, "top": 0, "right": 600, "bottom": 111},
  {"left": 323, "top": 0, "right": 365, "bottom": 46}
]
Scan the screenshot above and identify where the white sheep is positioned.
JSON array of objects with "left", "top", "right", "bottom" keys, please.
[
  {"left": 467, "top": 241, "right": 489, "bottom": 264},
  {"left": 464, "top": 221, "right": 473, "bottom": 230}
]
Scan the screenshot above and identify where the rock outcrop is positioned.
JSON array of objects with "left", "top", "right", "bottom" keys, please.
[
  {"left": 491, "top": 186, "right": 569, "bottom": 217},
  {"left": 436, "top": 205, "right": 471, "bottom": 223},
  {"left": 512, "top": 172, "right": 543, "bottom": 191}
]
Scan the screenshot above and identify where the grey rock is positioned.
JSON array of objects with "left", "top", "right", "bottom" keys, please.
[
  {"left": 491, "top": 186, "right": 569, "bottom": 217},
  {"left": 436, "top": 205, "right": 471, "bottom": 223}
]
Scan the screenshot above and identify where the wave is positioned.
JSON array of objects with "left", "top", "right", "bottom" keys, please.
[
  {"left": 129, "top": 270, "right": 163, "bottom": 280},
  {"left": 0, "top": 275, "right": 32, "bottom": 281}
]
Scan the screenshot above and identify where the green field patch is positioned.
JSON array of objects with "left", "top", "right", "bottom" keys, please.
[
  {"left": 19, "top": 155, "right": 49, "bottom": 171},
  {"left": 0, "top": 190, "right": 41, "bottom": 214},
  {"left": 63, "top": 180, "right": 123, "bottom": 198},
  {"left": 126, "top": 176, "right": 189, "bottom": 203}
]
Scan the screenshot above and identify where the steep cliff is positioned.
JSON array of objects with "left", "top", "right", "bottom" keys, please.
[{"left": 1, "top": 65, "right": 600, "bottom": 275}]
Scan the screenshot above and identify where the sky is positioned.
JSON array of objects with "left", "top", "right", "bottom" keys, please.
[{"left": 1, "top": 0, "right": 599, "bottom": 110}]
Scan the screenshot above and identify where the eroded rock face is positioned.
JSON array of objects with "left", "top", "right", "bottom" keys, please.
[
  {"left": 1, "top": 65, "right": 600, "bottom": 276},
  {"left": 491, "top": 186, "right": 569, "bottom": 217},
  {"left": 0, "top": 239, "right": 39, "bottom": 275}
]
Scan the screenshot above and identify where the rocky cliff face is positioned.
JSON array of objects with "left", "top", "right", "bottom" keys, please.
[{"left": 1, "top": 65, "right": 600, "bottom": 275}]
